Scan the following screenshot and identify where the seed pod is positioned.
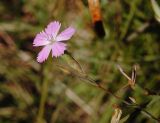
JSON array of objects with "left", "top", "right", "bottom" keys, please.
[{"left": 111, "top": 106, "right": 122, "bottom": 123}]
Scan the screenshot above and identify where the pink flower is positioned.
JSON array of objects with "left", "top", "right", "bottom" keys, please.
[{"left": 33, "top": 21, "right": 75, "bottom": 63}]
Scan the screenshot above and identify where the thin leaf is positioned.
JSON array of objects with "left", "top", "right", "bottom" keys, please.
[{"left": 151, "top": 0, "right": 160, "bottom": 22}]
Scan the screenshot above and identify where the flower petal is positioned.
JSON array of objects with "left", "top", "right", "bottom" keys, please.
[
  {"left": 37, "top": 45, "right": 52, "bottom": 63},
  {"left": 52, "top": 42, "right": 67, "bottom": 57},
  {"left": 56, "top": 27, "right": 75, "bottom": 41},
  {"left": 33, "top": 31, "right": 50, "bottom": 47},
  {"left": 45, "top": 21, "right": 61, "bottom": 38}
]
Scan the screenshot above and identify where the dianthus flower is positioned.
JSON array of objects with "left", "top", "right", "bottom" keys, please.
[{"left": 33, "top": 21, "right": 75, "bottom": 63}]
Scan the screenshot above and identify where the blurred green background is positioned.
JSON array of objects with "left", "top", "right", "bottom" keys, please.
[{"left": 0, "top": 0, "right": 160, "bottom": 123}]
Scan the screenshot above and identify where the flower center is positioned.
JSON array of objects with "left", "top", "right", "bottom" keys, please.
[{"left": 50, "top": 37, "right": 56, "bottom": 44}]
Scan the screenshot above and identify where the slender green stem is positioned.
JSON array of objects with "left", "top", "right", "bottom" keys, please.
[
  {"left": 37, "top": 79, "right": 49, "bottom": 122},
  {"left": 65, "top": 51, "right": 84, "bottom": 73},
  {"left": 36, "top": 63, "right": 50, "bottom": 123}
]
